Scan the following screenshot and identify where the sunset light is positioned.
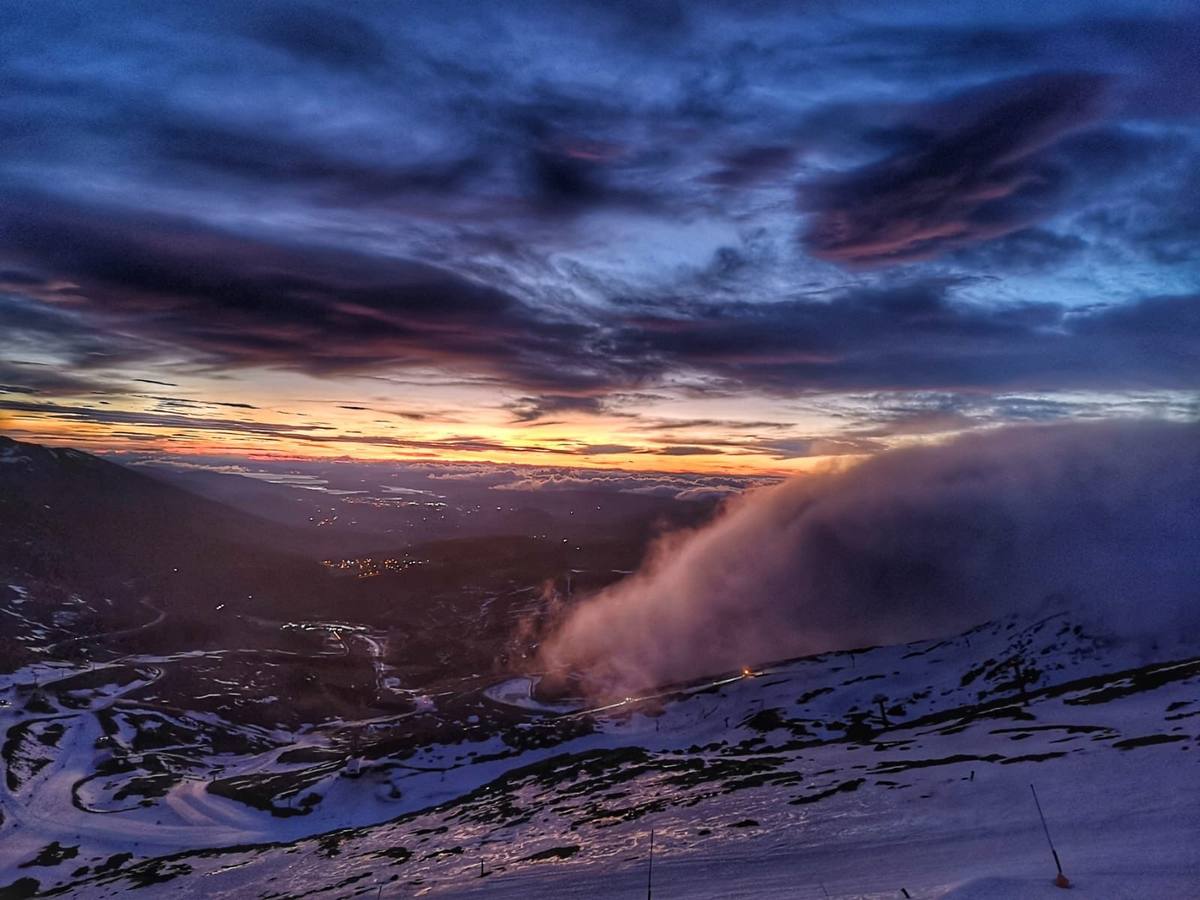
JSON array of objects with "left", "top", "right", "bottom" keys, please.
[{"left": 1, "top": 2, "right": 1197, "bottom": 897}]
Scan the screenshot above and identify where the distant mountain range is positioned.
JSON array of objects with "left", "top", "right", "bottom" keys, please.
[
  {"left": 0, "top": 435, "right": 691, "bottom": 670},
  {"left": 0, "top": 435, "right": 341, "bottom": 626}
]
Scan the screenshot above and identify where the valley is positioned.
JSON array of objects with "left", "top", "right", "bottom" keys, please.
[{"left": 1, "top": 437, "right": 1197, "bottom": 899}]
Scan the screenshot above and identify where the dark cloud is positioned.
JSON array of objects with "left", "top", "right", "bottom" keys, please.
[
  {"left": 529, "top": 144, "right": 619, "bottom": 214},
  {"left": 148, "top": 117, "right": 485, "bottom": 205},
  {"left": 703, "top": 144, "right": 795, "bottom": 187},
  {"left": 504, "top": 110, "right": 665, "bottom": 218},
  {"left": 507, "top": 394, "right": 611, "bottom": 423},
  {"left": 0, "top": 269, "right": 46, "bottom": 287},
  {"left": 947, "top": 227, "right": 1088, "bottom": 273},
  {"left": 2, "top": 185, "right": 1196, "bottom": 405},
  {"left": 802, "top": 73, "right": 1111, "bottom": 265},
  {"left": 1069, "top": 132, "right": 1200, "bottom": 266},
  {"left": 655, "top": 445, "right": 723, "bottom": 456},
  {"left": 0, "top": 191, "right": 620, "bottom": 393},
  {"left": 611, "top": 283, "right": 1200, "bottom": 393},
  {"left": 0, "top": 360, "right": 124, "bottom": 396},
  {"left": 575, "top": 444, "right": 639, "bottom": 455},
  {"left": 145, "top": 396, "right": 260, "bottom": 411},
  {"left": 0, "top": 294, "right": 148, "bottom": 369},
  {"left": 1074, "top": 292, "right": 1200, "bottom": 340},
  {"left": 631, "top": 417, "right": 794, "bottom": 433},
  {"left": 245, "top": 4, "right": 390, "bottom": 73}
]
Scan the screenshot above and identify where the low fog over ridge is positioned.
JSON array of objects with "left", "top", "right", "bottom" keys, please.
[{"left": 539, "top": 420, "right": 1200, "bottom": 697}]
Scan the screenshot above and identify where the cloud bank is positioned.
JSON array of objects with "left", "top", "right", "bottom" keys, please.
[
  {"left": 540, "top": 420, "right": 1200, "bottom": 696},
  {"left": 803, "top": 72, "right": 1111, "bottom": 264}
]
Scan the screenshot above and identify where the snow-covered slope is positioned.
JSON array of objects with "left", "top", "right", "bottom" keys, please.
[{"left": 3, "top": 601, "right": 1196, "bottom": 899}]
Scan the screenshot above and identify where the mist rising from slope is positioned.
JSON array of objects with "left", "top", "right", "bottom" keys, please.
[{"left": 539, "top": 420, "right": 1200, "bottom": 697}]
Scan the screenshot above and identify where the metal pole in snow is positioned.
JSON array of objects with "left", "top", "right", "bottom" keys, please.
[
  {"left": 1030, "top": 783, "right": 1070, "bottom": 887},
  {"left": 646, "top": 828, "right": 654, "bottom": 900}
]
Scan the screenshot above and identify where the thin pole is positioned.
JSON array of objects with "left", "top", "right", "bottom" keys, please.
[
  {"left": 646, "top": 828, "right": 654, "bottom": 900},
  {"left": 1030, "top": 783, "right": 1064, "bottom": 875}
]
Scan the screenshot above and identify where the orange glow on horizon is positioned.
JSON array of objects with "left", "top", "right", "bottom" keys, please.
[{"left": 0, "top": 407, "right": 867, "bottom": 477}]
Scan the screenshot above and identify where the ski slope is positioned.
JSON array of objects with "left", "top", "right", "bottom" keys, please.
[{"left": 3, "top": 602, "right": 1194, "bottom": 898}]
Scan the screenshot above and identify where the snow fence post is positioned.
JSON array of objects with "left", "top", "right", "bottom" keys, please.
[
  {"left": 646, "top": 827, "right": 654, "bottom": 900},
  {"left": 1030, "top": 783, "right": 1071, "bottom": 888}
]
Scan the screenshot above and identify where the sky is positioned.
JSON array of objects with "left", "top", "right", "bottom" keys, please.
[{"left": 0, "top": 0, "right": 1197, "bottom": 475}]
